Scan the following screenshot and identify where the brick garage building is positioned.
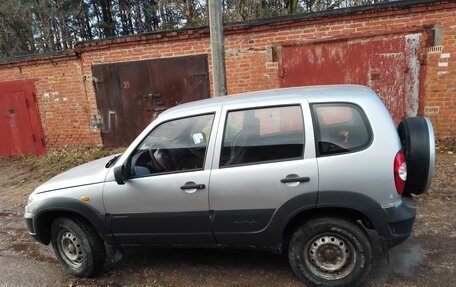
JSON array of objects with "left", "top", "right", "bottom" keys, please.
[{"left": 0, "top": 0, "right": 454, "bottom": 154}]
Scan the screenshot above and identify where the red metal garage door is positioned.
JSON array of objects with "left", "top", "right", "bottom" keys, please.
[
  {"left": 280, "top": 34, "right": 421, "bottom": 124},
  {"left": 0, "top": 80, "right": 45, "bottom": 156}
]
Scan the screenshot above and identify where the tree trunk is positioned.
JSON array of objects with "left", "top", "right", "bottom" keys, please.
[
  {"left": 91, "top": 1, "right": 103, "bottom": 38},
  {"left": 288, "top": 0, "right": 298, "bottom": 14},
  {"left": 143, "top": 0, "right": 159, "bottom": 31},
  {"left": 119, "top": 0, "right": 131, "bottom": 35},
  {"left": 135, "top": 0, "right": 143, "bottom": 33},
  {"left": 100, "top": 0, "right": 115, "bottom": 37}
]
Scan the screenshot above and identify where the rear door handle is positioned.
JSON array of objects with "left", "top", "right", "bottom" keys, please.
[
  {"left": 280, "top": 177, "right": 310, "bottom": 183},
  {"left": 180, "top": 182, "right": 205, "bottom": 193}
]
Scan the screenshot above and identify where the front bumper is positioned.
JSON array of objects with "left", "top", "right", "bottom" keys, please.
[
  {"left": 24, "top": 210, "right": 38, "bottom": 240},
  {"left": 367, "top": 195, "right": 417, "bottom": 248}
]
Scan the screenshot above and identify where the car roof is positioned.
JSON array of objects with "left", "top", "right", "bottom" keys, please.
[{"left": 160, "top": 85, "right": 375, "bottom": 116}]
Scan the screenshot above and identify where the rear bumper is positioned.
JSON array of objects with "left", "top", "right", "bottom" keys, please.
[{"left": 367, "top": 196, "right": 416, "bottom": 248}]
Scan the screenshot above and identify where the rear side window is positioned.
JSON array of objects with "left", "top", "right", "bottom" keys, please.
[
  {"left": 312, "top": 103, "right": 371, "bottom": 156},
  {"left": 220, "top": 105, "right": 304, "bottom": 167}
]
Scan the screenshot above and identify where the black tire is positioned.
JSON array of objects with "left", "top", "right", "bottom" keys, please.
[
  {"left": 51, "top": 217, "right": 105, "bottom": 277},
  {"left": 397, "top": 117, "right": 435, "bottom": 195},
  {"left": 288, "top": 217, "right": 373, "bottom": 287}
]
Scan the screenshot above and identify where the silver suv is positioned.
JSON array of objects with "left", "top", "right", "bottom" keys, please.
[{"left": 25, "top": 85, "right": 435, "bottom": 287}]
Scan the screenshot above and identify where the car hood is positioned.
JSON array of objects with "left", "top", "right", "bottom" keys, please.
[{"left": 34, "top": 155, "right": 117, "bottom": 194}]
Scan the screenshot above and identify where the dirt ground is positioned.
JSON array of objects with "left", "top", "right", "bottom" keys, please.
[{"left": 0, "top": 150, "right": 454, "bottom": 287}]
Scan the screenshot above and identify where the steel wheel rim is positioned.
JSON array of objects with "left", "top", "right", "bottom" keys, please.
[
  {"left": 58, "top": 230, "right": 83, "bottom": 268},
  {"left": 305, "top": 234, "right": 357, "bottom": 280}
]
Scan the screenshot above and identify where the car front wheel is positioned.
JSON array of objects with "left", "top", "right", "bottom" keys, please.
[
  {"left": 51, "top": 217, "right": 105, "bottom": 277},
  {"left": 288, "top": 217, "right": 372, "bottom": 287}
]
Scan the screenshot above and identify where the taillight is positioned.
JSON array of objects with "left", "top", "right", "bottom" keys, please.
[{"left": 394, "top": 151, "right": 407, "bottom": 195}]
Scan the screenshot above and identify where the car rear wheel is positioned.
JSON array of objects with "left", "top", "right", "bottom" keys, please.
[
  {"left": 288, "top": 217, "right": 372, "bottom": 287},
  {"left": 51, "top": 217, "right": 105, "bottom": 277},
  {"left": 397, "top": 117, "right": 435, "bottom": 195}
]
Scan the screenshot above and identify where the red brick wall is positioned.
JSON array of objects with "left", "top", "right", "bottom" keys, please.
[
  {"left": 0, "top": 58, "right": 101, "bottom": 148},
  {"left": 0, "top": 1, "right": 454, "bottom": 149},
  {"left": 422, "top": 23, "right": 456, "bottom": 139}
]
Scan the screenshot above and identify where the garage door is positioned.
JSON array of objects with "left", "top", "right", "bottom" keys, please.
[
  {"left": 92, "top": 55, "right": 210, "bottom": 147},
  {"left": 280, "top": 34, "right": 421, "bottom": 124},
  {"left": 0, "top": 80, "right": 45, "bottom": 156}
]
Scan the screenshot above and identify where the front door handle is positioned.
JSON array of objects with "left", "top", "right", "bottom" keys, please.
[
  {"left": 180, "top": 182, "right": 205, "bottom": 193},
  {"left": 280, "top": 176, "right": 310, "bottom": 184}
]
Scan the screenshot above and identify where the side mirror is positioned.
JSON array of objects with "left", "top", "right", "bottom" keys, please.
[{"left": 114, "top": 165, "right": 127, "bottom": 185}]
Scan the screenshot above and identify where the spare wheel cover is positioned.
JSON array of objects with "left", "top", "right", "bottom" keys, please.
[{"left": 397, "top": 117, "right": 435, "bottom": 195}]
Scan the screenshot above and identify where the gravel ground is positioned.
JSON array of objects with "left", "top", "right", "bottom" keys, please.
[{"left": 0, "top": 152, "right": 454, "bottom": 287}]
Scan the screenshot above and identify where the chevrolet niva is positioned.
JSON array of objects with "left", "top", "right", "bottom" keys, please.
[{"left": 25, "top": 85, "right": 435, "bottom": 287}]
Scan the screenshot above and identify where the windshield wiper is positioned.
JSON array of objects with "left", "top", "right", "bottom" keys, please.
[{"left": 105, "top": 155, "right": 121, "bottom": 168}]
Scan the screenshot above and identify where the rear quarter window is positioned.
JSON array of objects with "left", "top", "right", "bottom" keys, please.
[{"left": 312, "top": 103, "right": 372, "bottom": 156}]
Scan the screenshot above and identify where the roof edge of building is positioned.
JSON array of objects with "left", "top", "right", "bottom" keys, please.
[{"left": 0, "top": 0, "right": 451, "bottom": 68}]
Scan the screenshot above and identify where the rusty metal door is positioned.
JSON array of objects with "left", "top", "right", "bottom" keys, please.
[
  {"left": 92, "top": 61, "right": 153, "bottom": 147},
  {"left": 280, "top": 35, "right": 421, "bottom": 124},
  {"left": 0, "top": 80, "right": 45, "bottom": 156},
  {"left": 92, "top": 55, "right": 210, "bottom": 147}
]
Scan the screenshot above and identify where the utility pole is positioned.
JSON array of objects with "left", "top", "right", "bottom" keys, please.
[{"left": 208, "top": 0, "right": 227, "bottom": 97}]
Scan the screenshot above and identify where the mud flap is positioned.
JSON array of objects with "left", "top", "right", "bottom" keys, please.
[
  {"left": 380, "top": 238, "right": 390, "bottom": 264},
  {"left": 106, "top": 245, "right": 124, "bottom": 263}
]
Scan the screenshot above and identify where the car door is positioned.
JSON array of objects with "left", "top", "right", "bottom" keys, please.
[
  {"left": 103, "top": 112, "right": 218, "bottom": 245},
  {"left": 209, "top": 100, "right": 319, "bottom": 247}
]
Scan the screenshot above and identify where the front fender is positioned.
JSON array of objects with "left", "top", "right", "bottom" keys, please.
[{"left": 31, "top": 197, "right": 111, "bottom": 245}]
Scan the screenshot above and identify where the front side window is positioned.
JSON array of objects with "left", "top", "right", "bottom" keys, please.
[
  {"left": 312, "top": 103, "right": 371, "bottom": 156},
  {"left": 130, "top": 114, "right": 214, "bottom": 176},
  {"left": 220, "top": 105, "right": 304, "bottom": 167}
]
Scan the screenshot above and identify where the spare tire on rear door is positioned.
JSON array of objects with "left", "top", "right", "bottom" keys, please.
[{"left": 397, "top": 117, "right": 435, "bottom": 195}]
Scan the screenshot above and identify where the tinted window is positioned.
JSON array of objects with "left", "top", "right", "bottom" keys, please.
[
  {"left": 130, "top": 114, "right": 214, "bottom": 176},
  {"left": 313, "top": 104, "right": 371, "bottom": 156},
  {"left": 220, "top": 106, "right": 304, "bottom": 167}
]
